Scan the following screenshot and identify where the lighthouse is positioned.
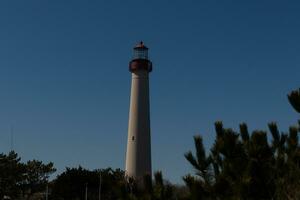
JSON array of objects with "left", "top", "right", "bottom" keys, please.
[{"left": 125, "top": 42, "right": 152, "bottom": 180}]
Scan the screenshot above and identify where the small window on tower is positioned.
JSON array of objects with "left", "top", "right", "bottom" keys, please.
[{"left": 132, "top": 136, "right": 135, "bottom": 141}]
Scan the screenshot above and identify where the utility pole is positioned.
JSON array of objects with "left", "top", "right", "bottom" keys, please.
[
  {"left": 45, "top": 184, "right": 49, "bottom": 200},
  {"left": 85, "top": 183, "right": 88, "bottom": 200},
  {"left": 98, "top": 172, "right": 102, "bottom": 200}
]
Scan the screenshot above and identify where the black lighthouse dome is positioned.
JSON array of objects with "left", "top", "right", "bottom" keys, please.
[{"left": 129, "top": 41, "right": 152, "bottom": 73}]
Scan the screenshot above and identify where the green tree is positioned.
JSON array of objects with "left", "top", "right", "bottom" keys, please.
[
  {"left": 0, "top": 151, "right": 25, "bottom": 199},
  {"left": 152, "top": 171, "right": 174, "bottom": 200},
  {"left": 51, "top": 167, "right": 127, "bottom": 200},
  {"left": 21, "top": 160, "right": 56, "bottom": 199},
  {"left": 288, "top": 88, "right": 300, "bottom": 113},
  {"left": 183, "top": 135, "right": 213, "bottom": 200},
  {"left": 184, "top": 121, "right": 300, "bottom": 199}
]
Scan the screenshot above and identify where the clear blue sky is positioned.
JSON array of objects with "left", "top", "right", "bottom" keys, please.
[{"left": 0, "top": 0, "right": 299, "bottom": 183}]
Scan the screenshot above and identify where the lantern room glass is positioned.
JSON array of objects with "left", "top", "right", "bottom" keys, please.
[{"left": 133, "top": 48, "right": 148, "bottom": 60}]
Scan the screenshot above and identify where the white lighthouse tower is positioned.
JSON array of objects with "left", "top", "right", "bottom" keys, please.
[{"left": 125, "top": 42, "right": 152, "bottom": 180}]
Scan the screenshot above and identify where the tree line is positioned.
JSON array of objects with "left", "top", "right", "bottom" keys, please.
[
  {"left": 0, "top": 88, "right": 299, "bottom": 200},
  {"left": 183, "top": 88, "right": 300, "bottom": 200},
  {"left": 0, "top": 152, "right": 55, "bottom": 199}
]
